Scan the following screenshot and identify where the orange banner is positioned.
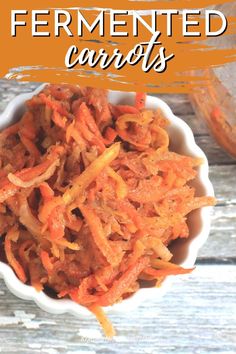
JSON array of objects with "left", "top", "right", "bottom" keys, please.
[{"left": 0, "top": 0, "right": 235, "bottom": 92}]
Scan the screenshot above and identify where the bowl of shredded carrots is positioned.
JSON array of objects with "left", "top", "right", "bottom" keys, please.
[{"left": 0, "top": 84, "right": 215, "bottom": 336}]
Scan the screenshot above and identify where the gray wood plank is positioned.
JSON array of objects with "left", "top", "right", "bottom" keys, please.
[
  {"left": 153, "top": 93, "right": 195, "bottom": 116},
  {"left": 198, "top": 204, "right": 236, "bottom": 259},
  {"left": 0, "top": 80, "right": 39, "bottom": 113},
  {"left": 0, "top": 265, "right": 235, "bottom": 354},
  {"left": 180, "top": 114, "right": 208, "bottom": 136},
  {"left": 209, "top": 165, "right": 236, "bottom": 205},
  {"left": 195, "top": 135, "right": 236, "bottom": 166}
]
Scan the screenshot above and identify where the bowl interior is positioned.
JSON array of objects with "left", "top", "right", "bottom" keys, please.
[
  {"left": 0, "top": 85, "right": 214, "bottom": 314},
  {"left": 108, "top": 90, "right": 212, "bottom": 266}
]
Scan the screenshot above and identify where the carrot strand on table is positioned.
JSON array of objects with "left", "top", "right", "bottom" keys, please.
[{"left": 89, "top": 305, "right": 116, "bottom": 337}]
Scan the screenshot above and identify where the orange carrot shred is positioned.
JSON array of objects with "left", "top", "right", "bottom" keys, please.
[
  {"left": 4, "top": 226, "right": 27, "bottom": 283},
  {"left": 89, "top": 305, "right": 116, "bottom": 337},
  {"left": 96, "top": 257, "right": 149, "bottom": 306},
  {"left": 79, "top": 204, "right": 120, "bottom": 266},
  {"left": 143, "top": 266, "right": 194, "bottom": 278},
  {"left": 40, "top": 250, "right": 54, "bottom": 273},
  {"left": 135, "top": 92, "right": 146, "bottom": 110},
  {"left": 39, "top": 182, "right": 54, "bottom": 200}
]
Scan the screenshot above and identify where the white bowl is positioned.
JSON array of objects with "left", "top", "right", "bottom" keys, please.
[{"left": 0, "top": 85, "right": 214, "bottom": 317}]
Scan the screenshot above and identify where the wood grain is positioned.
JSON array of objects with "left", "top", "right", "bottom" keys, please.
[
  {"left": 199, "top": 205, "right": 236, "bottom": 259},
  {"left": 209, "top": 165, "right": 236, "bottom": 205},
  {"left": 0, "top": 265, "right": 236, "bottom": 354}
]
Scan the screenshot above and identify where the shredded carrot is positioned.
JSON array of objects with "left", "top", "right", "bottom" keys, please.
[
  {"left": 89, "top": 305, "right": 116, "bottom": 337},
  {"left": 40, "top": 250, "right": 54, "bottom": 273},
  {"left": 96, "top": 257, "right": 149, "bottom": 306},
  {"left": 8, "top": 159, "right": 59, "bottom": 189},
  {"left": 38, "top": 196, "right": 63, "bottom": 224},
  {"left": 48, "top": 205, "right": 65, "bottom": 240},
  {"left": 53, "top": 238, "right": 80, "bottom": 251},
  {"left": 0, "top": 84, "right": 216, "bottom": 337},
  {"left": 18, "top": 240, "right": 34, "bottom": 268},
  {"left": 103, "top": 127, "right": 117, "bottom": 145},
  {"left": 0, "top": 122, "right": 20, "bottom": 138},
  {"left": 19, "top": 111, "right": 37, "bottom": 140},
  {"left": 4, "top": 226, "right": 27, "bottom": 283},
  {"left": 111, "top": 105, "right": 139, "bottom": 118},
  {"left": 107, "top": 167, "right": 128, "bottom": 199},
  {"left": 52, "top": 110, "right": 67, "bottom": 129},
  {"left": 39, "top": 93, "right": 71, "bottom": 118},
  {"left": 39, "top": 182, "right": 54, "bottom": 200},
  {"left": 19, "top": 133, "right": 41, "bottom": 161},
  {"left": 143, "top": 266, "right": 194, "bottom": 277},
  {"left": 79, "top": 204, "right": 120, "bottom": 266},
  {"left": 135, "top": 92, "right": 146, "bottom": 110},
  {"left": 0, "top": 157, "right": 60, "bottom": 203},
  {"left": 63, "top": 143, "right": 120, "bottom": 205}
]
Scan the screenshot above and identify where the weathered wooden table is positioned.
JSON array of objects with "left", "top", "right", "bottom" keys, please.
[{"left": 0, "top": 80, "right": 235, "bottom": 354}]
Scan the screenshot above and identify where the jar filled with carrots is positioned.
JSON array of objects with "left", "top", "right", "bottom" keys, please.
[{"left": 190, "top": 68, "right": 236, "bottom": 158}]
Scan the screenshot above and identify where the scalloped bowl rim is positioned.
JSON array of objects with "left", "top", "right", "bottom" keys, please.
[{"left": 0, "top": 84, "right": 214, "bottom": 317}]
